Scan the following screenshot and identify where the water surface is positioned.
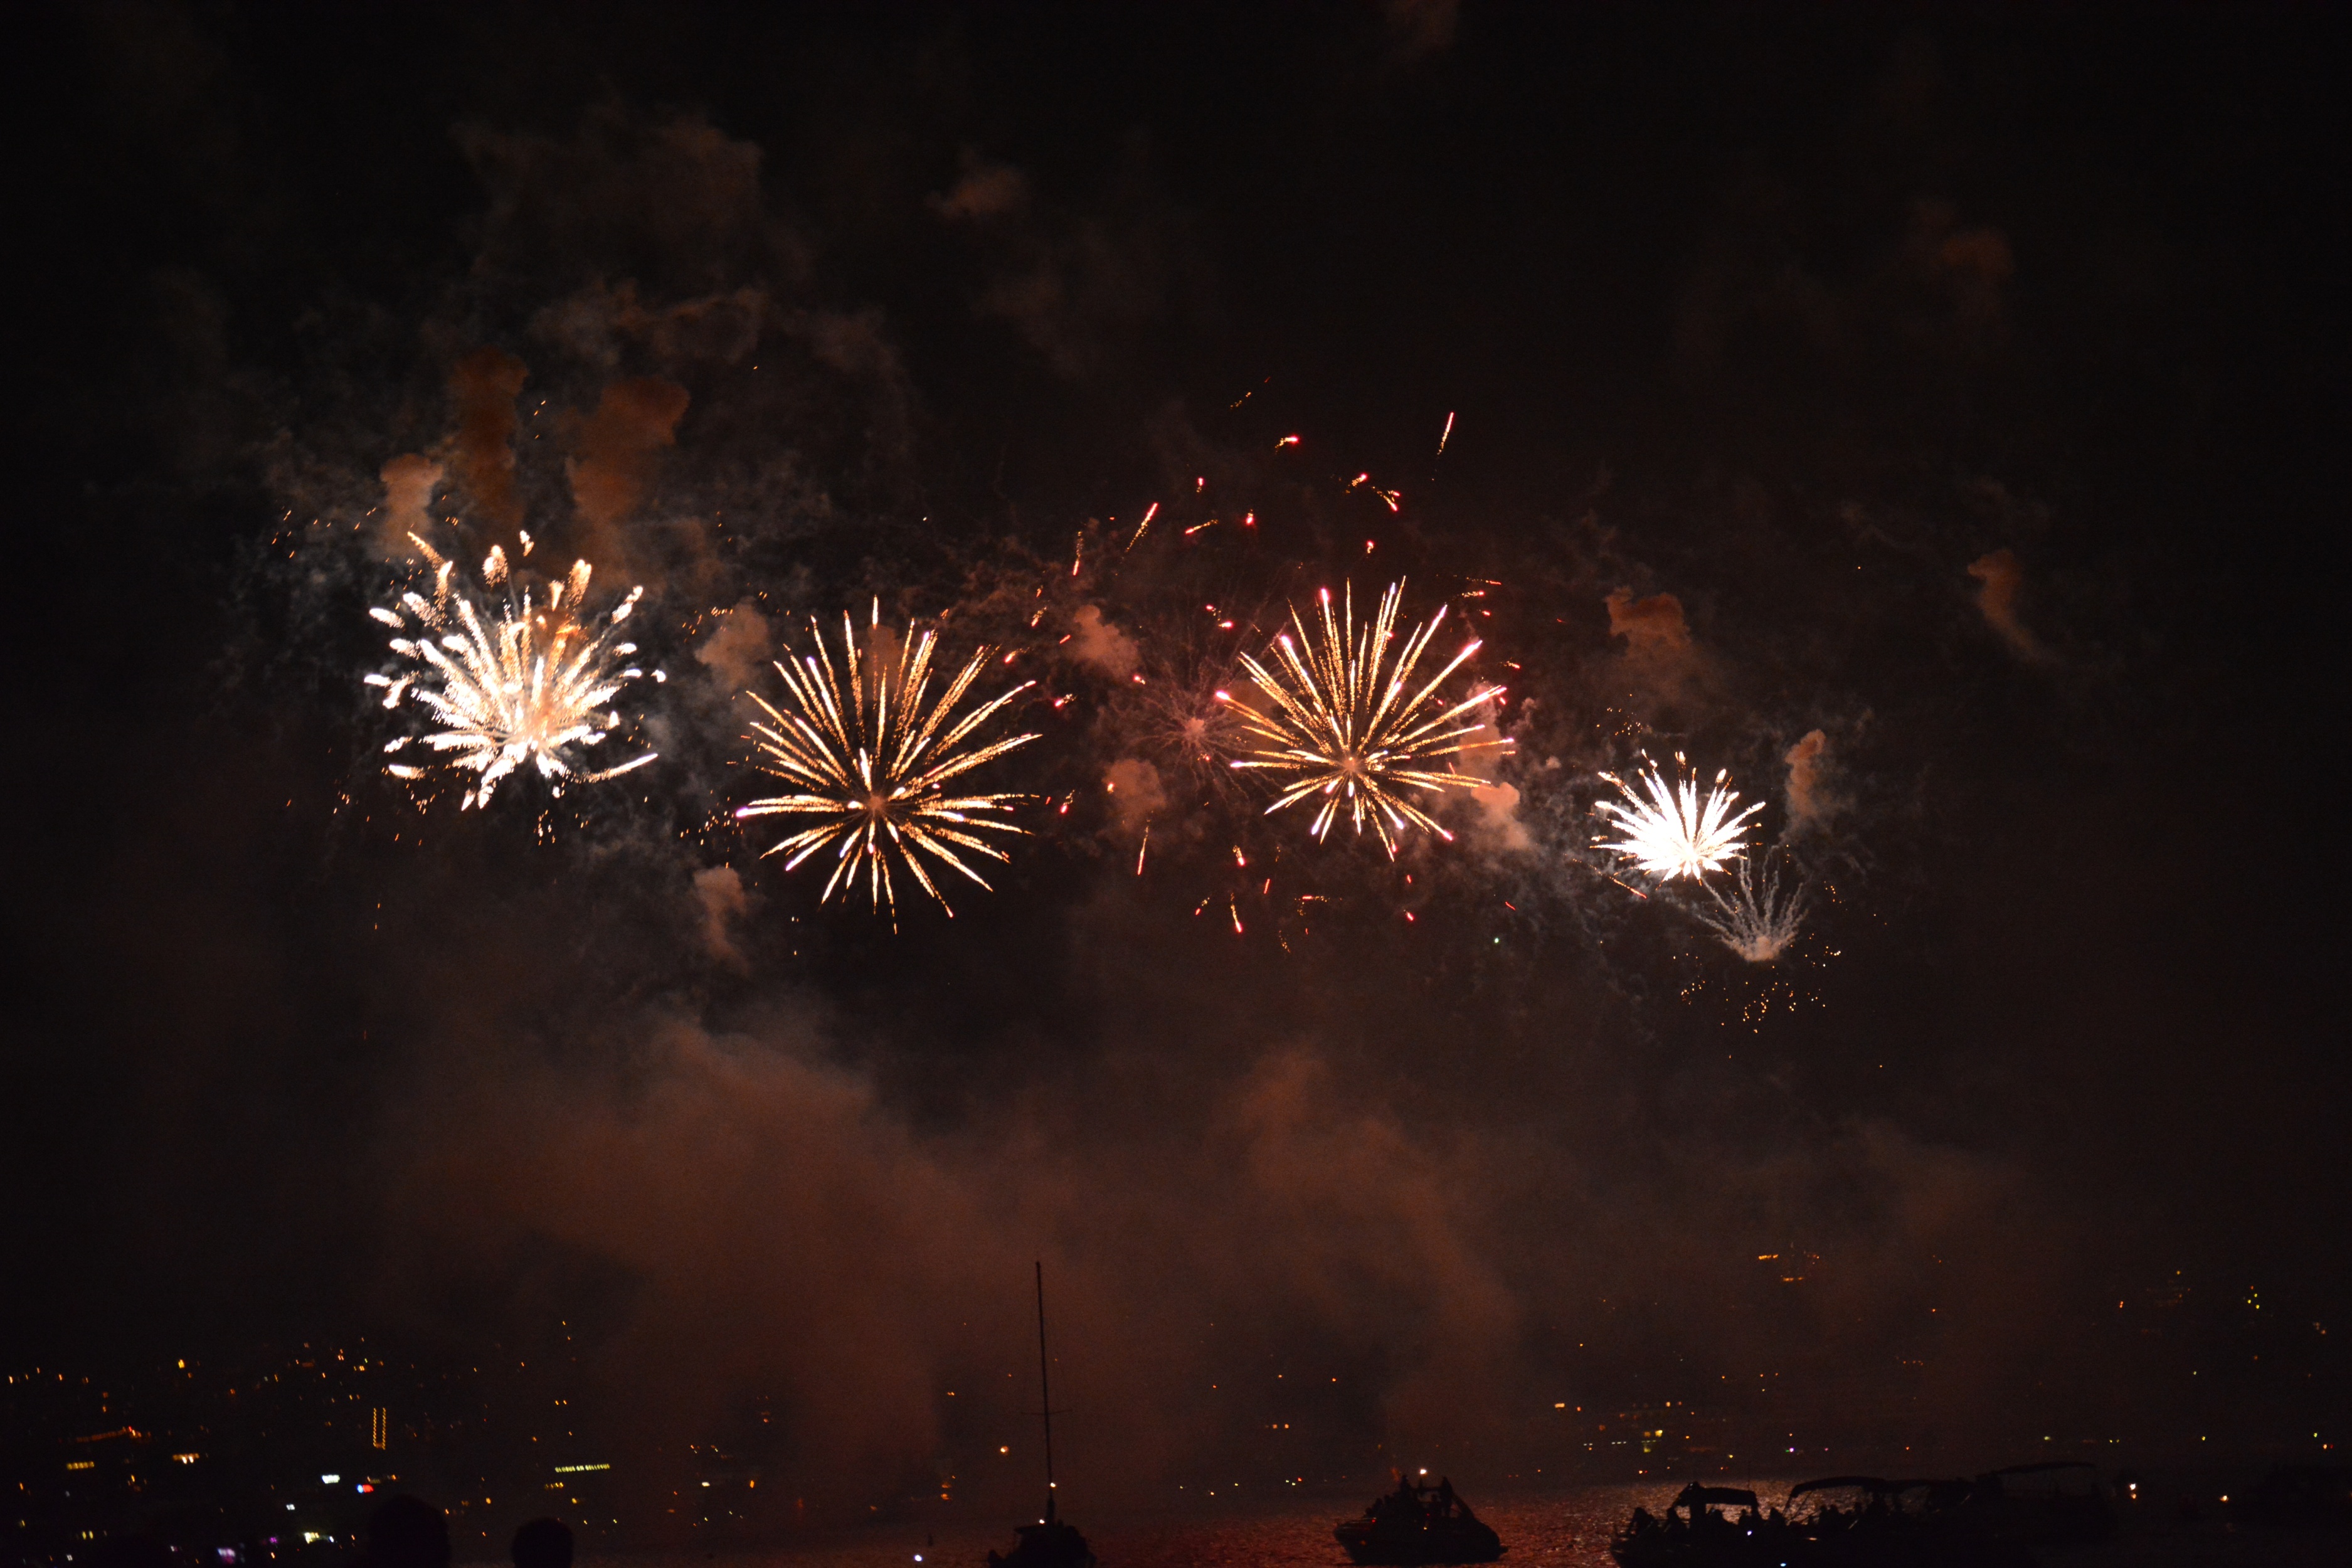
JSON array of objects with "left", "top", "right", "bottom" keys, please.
[{"left": 590, "top": 1484, "right": 1696, "bottom": 1568}]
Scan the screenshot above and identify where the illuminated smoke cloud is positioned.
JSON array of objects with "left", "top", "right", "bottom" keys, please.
[
  {"left": 1382, "top": 0, "right": 1463, "bottom": 62},
  {"left": 1069, "top": 603, "right": 1142, "bottom": 679},
  {"left": 1782, "top": 728, "right": 1841, "bottom": 835},
  {"left": 1966, "top": 546, "right": 2045, "bottom": 660},
  {"left": 692, "top": 600, "right": 774, "bottom": 694},
  {"left": 1467, "top": 779, "right": 1534, "bottom": 856},
  {"left": 532, "top": 278, "right": 768, "bottom": 369},
  {"left": 447, "top": 347, "right": 531, "bottom": 533},
  {"left": 691, "top": 864, "right": 753, "bottom": 970},
  {"left": 931, "top": 156, "right": 1030, "bottom": 221},
  {"left": 1605, "top": 585, "right": 1705, "bottom": 699},
  {"left": 926, "top": 150, "right": 1181, "bottom": 379},
  {"left": 1606, "top": 586, "right": 1690, "bottom": 653},
  {"left": 1102, "top": 756, "right": 1167, "bottom": 840},
  {"left": 567, "top": 377, "right": 692, "bottom": 570},
  {"left": 1906, "top": 198, "right": 2015, "bottom": 337},
  {"left": 375, "top": 453, "right": 443, "bottom": 559}
]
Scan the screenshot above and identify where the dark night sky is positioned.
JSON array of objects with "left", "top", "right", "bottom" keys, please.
[{"left": 7, "top": 1, "right": 2348, "bottom": 1502}]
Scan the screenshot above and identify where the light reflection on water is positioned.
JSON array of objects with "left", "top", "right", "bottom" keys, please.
[{"left": 591, "top": 1483, "right": 1783, "bottom": 1568}]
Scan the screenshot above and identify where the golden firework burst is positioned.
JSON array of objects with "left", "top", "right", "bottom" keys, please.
[
  {"left": 1222, "top": 580, "right": 1508, "bottom": 855},
  {"left": 737, "top": 606, "right": 1037, "bottom": 919}
]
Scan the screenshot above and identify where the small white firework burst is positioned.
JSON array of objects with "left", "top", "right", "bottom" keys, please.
[{"left": 1695, "top": 852, "right": 1807, "bottom": 962}]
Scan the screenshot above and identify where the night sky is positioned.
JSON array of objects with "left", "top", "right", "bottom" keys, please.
[{"left": 9, "top": 1, "right": 2347, "bottom": 1513}]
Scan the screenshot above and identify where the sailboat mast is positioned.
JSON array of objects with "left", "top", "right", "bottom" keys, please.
[{"left": 1035, "top": 1259, "right": 1057, "bottom": 1519}]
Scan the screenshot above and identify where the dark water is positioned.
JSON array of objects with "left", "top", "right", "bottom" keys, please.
[
  {"left": 571, "top": 1485, "right": 2352, "bottom": 1568},
  {"left": 593, "top": 1484, "right": 1701, "bottom": 1568}
]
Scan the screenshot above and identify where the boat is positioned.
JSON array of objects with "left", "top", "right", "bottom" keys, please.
[
  {"left": 1608, "top": 1485, "right": 1779, "bottom": 1568},
  {"left": 1967, "top": 1461, "right": 2114, "bottom": 1545},
  {"left": 985, "top": 1263, "right": 1096, "bottom": 1568},
  {"left": 1609, "top": 1476, "right": 2037, "bottom": 1567},
  {"left": 1333, "top": 1472, "right": 1505, "bottom": 1564}
]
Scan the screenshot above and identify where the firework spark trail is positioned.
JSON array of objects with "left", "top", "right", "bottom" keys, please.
[
  {"left": 1222, "top": 580, "right": 1509, "bottom": 856},
  {"left": 1695, "top": 852, "right": 1806, "bottom": 961},
  {"left": 366, "top": 536, "right": 661, "bottom": 810},
  {"left": 1592, "top": 755, "right": 1763, "bottom": 880},
  {"left": 736, "top": 605, "right": 1038, "bottom": 921},
  {"left": 1347, "top": 472, "right": 1402, "bottom": 512},
  {"left": 1125, "top": 501, "right": 1160, "bottom": 553}
]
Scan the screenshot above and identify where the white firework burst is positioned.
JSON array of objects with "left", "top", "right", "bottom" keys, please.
[
  {"left": 1592, "top": 754, "right": 1763, "bottom": 879},
  {"left": 366, "top": 536, "right": 661, "bottom": 810}
]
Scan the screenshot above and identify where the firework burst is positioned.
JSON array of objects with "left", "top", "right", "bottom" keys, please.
[
  {"left": 1592, "top": 755, "right": 1764, "bottom": 880},
  {"left": 1695, "top": 851, "right": 1806, "bottom": 961},
  {"left": 366, "top": 536, "right": 661, "bottom": 810},
  {"left": 736, "top": 606, "right": 1038, "bottom": 920},
  {"left": 1222, "top": 580, "right": 1508, "bottom": 855},
  {"left": 1115, "top": 649, "right": 1252, "bottom": 797}
]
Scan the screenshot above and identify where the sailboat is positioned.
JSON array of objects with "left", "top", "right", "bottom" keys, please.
[{"left": 985, "top": 1263, "right": 1096, "bottom": 1568}]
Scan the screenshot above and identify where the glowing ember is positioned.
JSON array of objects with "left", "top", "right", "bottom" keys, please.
[
  {"left": 367, "top": 536, "right": 660, "bottom": 810},
  {"left": 1223, "top": 580, "right": 1508, "bottom": 855},
  {"left": 737, "top": 605, "right": 1037, "bottom": 920},
  {"left": 1592, "top": 755, "right": 1762, "bottom": 880}
]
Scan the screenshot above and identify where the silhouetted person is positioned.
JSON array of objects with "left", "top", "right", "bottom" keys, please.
[
  {"left": 364, "top": 1496, "right": 452, "bottom": 1568},
  {"left": 511, "top": 1519, "right": 573, "bottom": 1568}
]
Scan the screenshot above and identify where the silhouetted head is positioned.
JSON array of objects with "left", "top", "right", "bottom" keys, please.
[
  {"left": 365, "top": 1495, "right": 451, "bottom": 1568},
  {"left": 509, "top": 1518, "right": 573, "bottom": 1568}
]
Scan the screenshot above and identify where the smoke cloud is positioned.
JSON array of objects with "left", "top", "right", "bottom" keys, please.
[
  {"left": 1966, "top": 546, "right": 2043, "bottom": 660},
  {"left": 693, "top": 601, "right": 774, "bottom": 695},
  {"left": 1782, "top": 728, "right": 1840, "bottom": 835},
  {"left": 1068, "top": 603, "right": 1141, "bottom": 680},
  {"left": 446, "top": 348, "right": 531, "bottom": 535},
  {"left": 1101, "top": 756, "right": 1166, "bottom": 838},
  {"left": 566, "top": 377, "right": 691, "bottom": 570},
  {"left": 1604, "top": 586, "right": 1705, "bottom": 701},
  {"left": 375, "top": 453, "right": 443, "bottom": 558},
  {"left": 691, "top": 866, "right": 753, "bottom": 971},
  {"left": 1467, "top": 780, "right": 1534, "bottom": 856},
  {"left": 1383, "top": 0, "right": 1463, "bottom": 63}
]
